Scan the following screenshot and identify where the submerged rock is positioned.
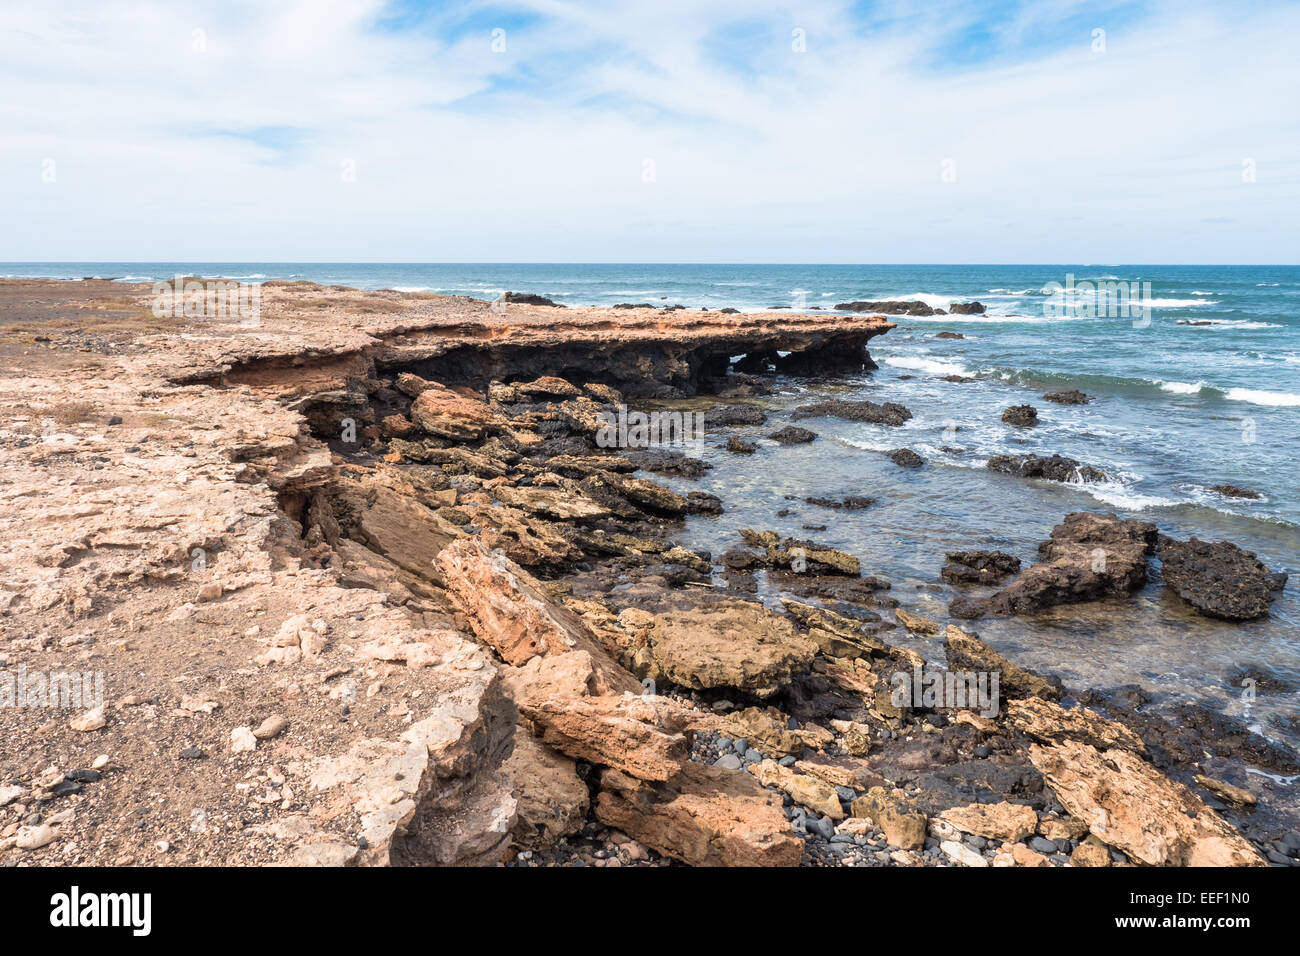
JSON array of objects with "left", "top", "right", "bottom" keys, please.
[
  {"left": 1042, "top": 389, "right": 1091, "bottom": 405},
  {"left": 768, "top": 425, "right": 817, "bottom": 444},
  {"left": 986, "top": 453, "right": 1106, "bottom": 483},
  {"left": 1158, "top": 537, "right": 1287, "bottom": 620},
  {"left": 725, "top": 437, "right": 757, "bottom": 454},
  {"left": 941, "top": 550, "right": 1020, "bottom": 585},
  {"left": 1210, "top": 483, "right": 1261, "bottom": 500},
  {"left": 792, "top": 398, "right": 912, "bottom": 426}
]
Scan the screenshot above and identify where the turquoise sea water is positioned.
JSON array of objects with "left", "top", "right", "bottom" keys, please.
[{"left": 5, "top": 262, "right": 1297, "bottom": 744}]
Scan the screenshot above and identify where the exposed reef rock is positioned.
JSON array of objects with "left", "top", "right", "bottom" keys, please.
[{"left": 1158, "top": 537, "right": 1287, "bottom": 620}]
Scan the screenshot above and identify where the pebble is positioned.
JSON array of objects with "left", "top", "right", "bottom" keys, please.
[
  {"left": 712, "top": 754, "right": 742, "bottom": 771},
  {"left": 16, "top": 825, "right": 56, "bottom": 851},
  {"left": 1029, "top": 836, "right": 1057, "bottom": 854},
  {"left": 253, "top": 714, "right": 289, "bottom": 740},
  {"left": 230, "top": 727, "right": 257, "bottom": 753},
  {"left": 69, "top": 707, "right": 105, "bottom": 732}
]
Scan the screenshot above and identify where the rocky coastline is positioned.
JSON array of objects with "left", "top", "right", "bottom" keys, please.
[{"left": 0, "top": 279, "right": 1294, "bottom": 868}]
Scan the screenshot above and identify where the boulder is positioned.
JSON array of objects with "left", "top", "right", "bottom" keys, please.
[
  {"left": 849, "top": 787, "right": 928, "bottom": 849},
  {"left": 982, "top": 512, "right": 1158, "bottom": 614},
  {"left": 642, "top": 600, "right": 817, "bottom": 697},
  {"left": 1158, "top": 537, "right": 1286, "bottom": 620},
  {"left": 748, "top": 759, "right": 845, "bottom": 820},
  {"left": 792, "top": 399, "right": 912, "bottom": 426},
  {"left": 519, "top": 693, "right": 690, "bottom": 783},
  {"left": 1042, "top": 389, "right": 1091, "bottom": 405},
  {"left": 768, "top": 425, "right": 817, "bottom": 445},
  {"left": 1001, "top": 404, "right": 1038, "bottom": 427}
]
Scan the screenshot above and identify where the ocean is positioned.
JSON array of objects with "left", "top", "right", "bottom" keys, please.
[{"left": 5, "top": 262, "right": 1298, "bottom": 742}]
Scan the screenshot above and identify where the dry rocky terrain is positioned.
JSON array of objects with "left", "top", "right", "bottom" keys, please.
[{"left": 0, "top": 278, "right": 1293, "bottom": 868}]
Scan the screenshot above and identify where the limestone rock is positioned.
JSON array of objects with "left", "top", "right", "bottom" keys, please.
[
  {"left": 504, "top": 734, "right": 589, "bottom": 850},
  {"left": 409, "top": 383, "right": 496, "bottom": 440},
  {"left": 643, "top": 600, "right": 817, "bottom": 697},
  {"left": 724, "top": 706, "right": 833, "bottom": 757},
  {"left": 595, "top": 762, "right": 802, "bottom": 867},
  {"left": 748, "top": 759, "right": 845, "bottom": 820},
  {"left": 1029, "top": 740, "right": 1266, "bottom": 867},
  {"left": 983, "top": 512, "right": 1158, "bottom": 615},
  {"left": 944, "top": 625, "right": 1061, "bottom": 701},
  {"left": 938, "top": 801, "right": 1038, "bottom": 842},
  {"left": 1007, "top": 697, "right": 1146, "bottom": 754},
  {"left": 850, "top": 787, "right": 928, "bottom": 850},
  {"left": 519, "top": 693, "right": 690, "bottom": 782}
]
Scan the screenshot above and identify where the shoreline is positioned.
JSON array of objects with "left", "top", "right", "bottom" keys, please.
[{"left": 0, "top": 278, "right": 1294, "bottom": 867}]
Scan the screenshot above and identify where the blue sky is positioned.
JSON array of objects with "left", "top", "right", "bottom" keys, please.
[{"left": 1, "top": 0, "right": 1297, "bottom": 262}]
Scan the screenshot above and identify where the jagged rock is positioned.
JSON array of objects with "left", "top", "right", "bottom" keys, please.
[
  {"left": 850, "top": 787, "right": 928, "bottom": 849},
  {"left": 748, "top": 759, "right": 845, "bottom": 819},
  {"left": 437, "top": 539, "right": 639, "bottom": 693},
  {"left": 492, "top": 484, "right": 610, "bottom": 521},
  {"left": 503, "top": 733, "right": 589, "bottom": 850},
  {"left": 981, "top": 512, "right": 1158, "bottom": 614},
  {"left": 641, "top": 601, "right": 817, "bottom": 697},
  {"left": 987, "top": 453, "right": 1106, "bottom": 483},
  {"left": 792, "top": 399, "right": 912, "bottom": 426},
  {"left": 519, "top": 693, "right": 690, "bottom": 782},
  {"left": 1029, "top": 740, "right": 1266, "bottom": 867},
  {"left": 835, "top": 300, "right": 936, "bottom": 316},
  {"left": 781, "top": 599, "right": 888, "bottom": 658},
  {"left": 888, "top": 448, "right": 924, "bottom": 468},
  {"left": 937, "top": 802, "right": 1039, "bottom": 842},
  {"left": 304, "top": 635, "right": 517, "bottom": 866},
  {"left": 948, "top": 301, "right": 986, "bottom": 315},
  {"left": 726, "top": 437, "right": 757, "bottom": 454},
  {"left": 595, "top": 762, "right": 802, "bottom": 867},
  {"left": 503, "top": 292, "right": 563, "bottom": 307},
  {"left": 943, "top": 625, "right": 1061, "bottom": 701},
  {"left": 1158, "top": 537, "right": 1286, "bottom": 620},
  {"left": 941, "top": 550, "right": 1020, "bottom": 585},
  {"left": 1001, "top": 404, "right": 1038, "bottom": 427},
  {"left": 409, "top": 383, "right": 497, "bottom": 440},
  {"left": 1008, "top": 697, "right": 1146, "bottom": 753}
]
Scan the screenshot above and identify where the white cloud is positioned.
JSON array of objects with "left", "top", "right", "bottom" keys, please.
[{"left": 1, "top": 0, "right": 1296, "bottom": 261}]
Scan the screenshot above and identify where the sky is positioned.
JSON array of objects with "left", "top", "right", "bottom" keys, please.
[{"left": 1, "top": 0, "right": 1297, "bottom": 263}]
